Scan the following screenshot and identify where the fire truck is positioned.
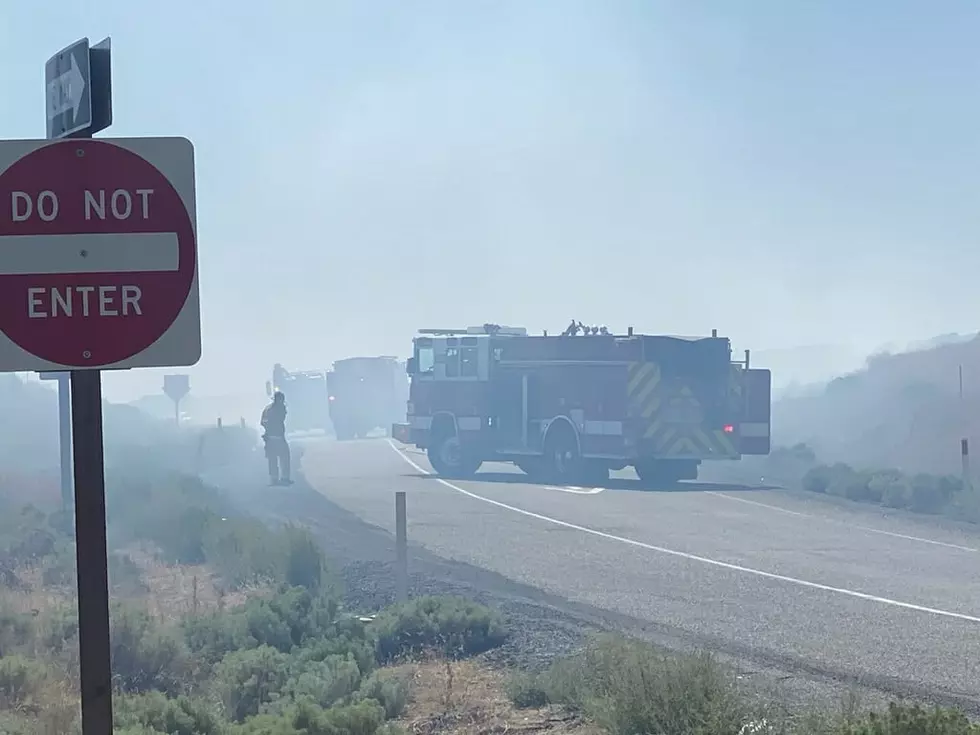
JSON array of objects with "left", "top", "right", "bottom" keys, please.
[
  {"left": 391, "top": 323, "right": 771, "bottom": 485},
  {"left": 327, "top": 356, "right": 409, "bottom": 440},
  {"left": 266, "top": 363, "right": 330, "bottom": 434}
]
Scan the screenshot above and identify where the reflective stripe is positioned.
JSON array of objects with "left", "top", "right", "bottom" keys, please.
[
  {"left": 583, "top": 420, "right": 623, "bottom": 436},
  {"left": 457, "top": 416, "right": 482, "bottom": 431}
]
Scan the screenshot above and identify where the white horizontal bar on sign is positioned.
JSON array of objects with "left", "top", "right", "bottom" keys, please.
[{"left": 0, "top": 232, "right": 179, "bottom": 275}]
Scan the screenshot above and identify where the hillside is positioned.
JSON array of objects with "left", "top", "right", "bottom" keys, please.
[{"left": 772, "top": 331, "right": 980, "bottom": 474}]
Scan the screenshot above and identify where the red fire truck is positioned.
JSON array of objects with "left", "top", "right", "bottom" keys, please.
[{"left": 391, "top": 323, "right": 771, "bottom": 485}]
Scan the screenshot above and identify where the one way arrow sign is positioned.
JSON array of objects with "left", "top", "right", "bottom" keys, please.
[{"left": 45, "top": 38, "right": 93, "bottom": 139}]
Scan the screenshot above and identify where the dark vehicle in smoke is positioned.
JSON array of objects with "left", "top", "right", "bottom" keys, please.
[
  {"left": 327, "top": 356, "right": 409, "bottom": 440},
  {"left": 266, "top": 363, "right": 330, "bottom": 434}
]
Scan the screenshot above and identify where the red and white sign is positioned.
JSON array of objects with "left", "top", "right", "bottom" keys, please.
[{"left": 0, "top": 137, "right": 200, "bottom": 371}]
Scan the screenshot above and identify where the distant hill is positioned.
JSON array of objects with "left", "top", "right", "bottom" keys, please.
[{"left": 772, "top": 332, "right": 980, "bottom": 474}]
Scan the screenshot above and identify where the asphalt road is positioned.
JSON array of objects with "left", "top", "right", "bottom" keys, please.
[{"left": 299, "top": 436, "right": 980, "bottom": 710}]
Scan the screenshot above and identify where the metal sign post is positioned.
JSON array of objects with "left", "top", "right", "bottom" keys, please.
[{"left": 38, "top": 371, "right": 73, "bottom": 509}]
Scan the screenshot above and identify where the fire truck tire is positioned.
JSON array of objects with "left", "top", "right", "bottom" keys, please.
[{"left": 427, "top": 433, "right": 481, "bottom": 478}]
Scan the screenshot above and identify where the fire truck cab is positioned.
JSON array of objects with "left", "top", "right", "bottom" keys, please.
[{"left": 391, "top": 323, "right": 771, "bottom": 486}]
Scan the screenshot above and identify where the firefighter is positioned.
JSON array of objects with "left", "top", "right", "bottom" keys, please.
[{"left": 260, "top": 391, "right": 293, "bottom": 486}]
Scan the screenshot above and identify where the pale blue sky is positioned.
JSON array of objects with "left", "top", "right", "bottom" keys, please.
[{"left": 3, "top": 1, "right": 979, "bottom": 402}]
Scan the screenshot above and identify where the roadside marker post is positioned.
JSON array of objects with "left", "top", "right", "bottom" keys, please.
[
  {"left": 0, "top": 36, "right": 202, "bottom": 735},
  {"left": 395, "top": 491, "right": 408, "bottom": 601}
]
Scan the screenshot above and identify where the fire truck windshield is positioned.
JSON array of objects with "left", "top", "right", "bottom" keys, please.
[{"left": 416, "top": 346, "right": 435, "bottom": 374}]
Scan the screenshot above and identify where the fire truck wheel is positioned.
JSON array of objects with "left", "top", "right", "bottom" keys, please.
[{"left": 427, "top": 433, "right": 481, "bottom": 478}]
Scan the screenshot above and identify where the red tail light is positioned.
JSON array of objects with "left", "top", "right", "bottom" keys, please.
[{"left": 723, "top": 424, "right": 734, "bottom": 433}]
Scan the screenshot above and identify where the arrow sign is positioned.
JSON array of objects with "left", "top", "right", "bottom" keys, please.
[
  {"left": 47, "top": 53, "right": 86, "bottom": 123},
  {"left": 45, "top": 38, "right": 93, "bottom": 139}
]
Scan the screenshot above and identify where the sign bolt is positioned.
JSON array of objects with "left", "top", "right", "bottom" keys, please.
[
  {"left": 80, "top": 249, "right": 88, "bottom": 258},
  {"left": 82, "top": 350, "right": 91, "bottom": 359},
  {"left": 75, "top": 148, "right": 85, "bottom": 158}
]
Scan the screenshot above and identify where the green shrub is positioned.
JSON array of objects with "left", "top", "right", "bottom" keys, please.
[
  {"left": 293, "top": 619, "right": 376, "bottom": 680},
  {"left": 230, "top": 699, "right": 388, "bottom": 735},
  {"left": 370, "top": 595, "right": 508, "bottom": 663},
  {"left": 506, "top": 671, "right": 549, "bottom": 709},
  {"left": 534, "top": 634, "right": 749, "bottom": 735},
  {"left": 241, "top": 586, "right": 339, "bottom": 653},
  {"left": 802, "top": 464, "right": 838, "bottom": 494},
  {"left": 214, "top": 645, "right": 292, "bottom": 722},
  {"left": 840, "top": 702, "right": 980, "bottom": 734},
  {"left": 283, "top": 524, "right": 327, "bottom": 592},
  {"left": 40, "top": 546, "right": 76, "bottom": 587},
  {"left": 183, "top": 609, "right": 253, "bottom": 665},
  {"left": 109, "top": 552, "right": 148, "bottom": 595},
  {"left": 0, "top": 655, "right": 50, "bottom": 711},
  {"left": 35, "top": 603, "right": 79, "bottom": 656},
  {"left": 908, "top": 474, "right": 960, "bottom": 515},
  {"left": 277, "top": 653, "right": 363, "bottom": 711},
  {"left": 814, "top": 464, "right": 876, "bottom": 502},
  {"left": 113, "top": 691, "right": 225, "bottom": 735},
  {"left": 354, "top": 668, "right": 410, "bottom": 719},
  {"left": 111, "top": 603, "right": 192, "bottom": 696},
  {"left": 0, "top": 604, "right": 35, "bottom": 656}
]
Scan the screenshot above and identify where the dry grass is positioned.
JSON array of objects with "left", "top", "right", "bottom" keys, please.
[
  {"left": 0, "top": 548, "right": 267, "bottom": 733},
  {"left": 0, "top": 548, "right": 255, "bottom": 622},
  {"left": 399, "top": 658, "right": 602, "bottom": 735},
  {"left": 127, "top": 547, "right": 260, "bottom": 621}
]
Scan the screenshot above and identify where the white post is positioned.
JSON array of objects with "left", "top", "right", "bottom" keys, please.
[
  {"left": 395, "top": 491, "right": 408, "bottom": 602},
  {"left": 962, "top": 438, "right": 971, "bottom": 492}
]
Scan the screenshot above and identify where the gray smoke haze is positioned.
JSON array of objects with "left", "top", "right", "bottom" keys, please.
[{"left": 3, "top": 2, "right": 979, "bottom": 409}]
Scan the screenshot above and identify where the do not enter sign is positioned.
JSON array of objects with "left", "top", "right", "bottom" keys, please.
[{"left": 0, "top": 137, "right": 200, "bottom": 371}]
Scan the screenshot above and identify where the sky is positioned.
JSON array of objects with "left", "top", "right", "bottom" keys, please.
[{"left": 2, "top": 1, "right": 979, "bottom": 404}]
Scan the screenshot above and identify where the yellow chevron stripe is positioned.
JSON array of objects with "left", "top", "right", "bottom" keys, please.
[
  {"left": 640, "top": 394, "right": 662, "bottom": 418},
  {"left": 633, "top": 372, "right": 660, "bottom": 408},
  {"left": 667, "top": 435, "right": 701, "bottom": 456},
  {"left": 644, "top": 416, "right": 664, "bottom": 440},
  {"left": 627, "top": 362, "right": 661, "bottom": 419},
  {"left": 627, "top": 362, "right": 655, "bottom": 394}
]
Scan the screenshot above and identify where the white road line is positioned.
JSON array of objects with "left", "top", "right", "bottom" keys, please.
[
  {"left": 387, "top": 440, "right": 980, "bottom": 624},
  {"left": 707, "top": 491, "right": 980, "bottom": 554},
  {"left": 545, "top": 485, "right": 605, "bottom": 495}
]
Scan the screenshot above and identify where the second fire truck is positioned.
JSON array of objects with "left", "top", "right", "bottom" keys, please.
[
  {"left": 327, "top": 356, "right": 409, "bottom": 440},
  {"left": 391, "top": 323, "right": 771, "bottom": 485}
]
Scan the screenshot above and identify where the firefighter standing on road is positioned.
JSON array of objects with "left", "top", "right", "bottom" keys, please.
[{"left": 261, "top": 391, "right": 293, "bottom": 486}]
